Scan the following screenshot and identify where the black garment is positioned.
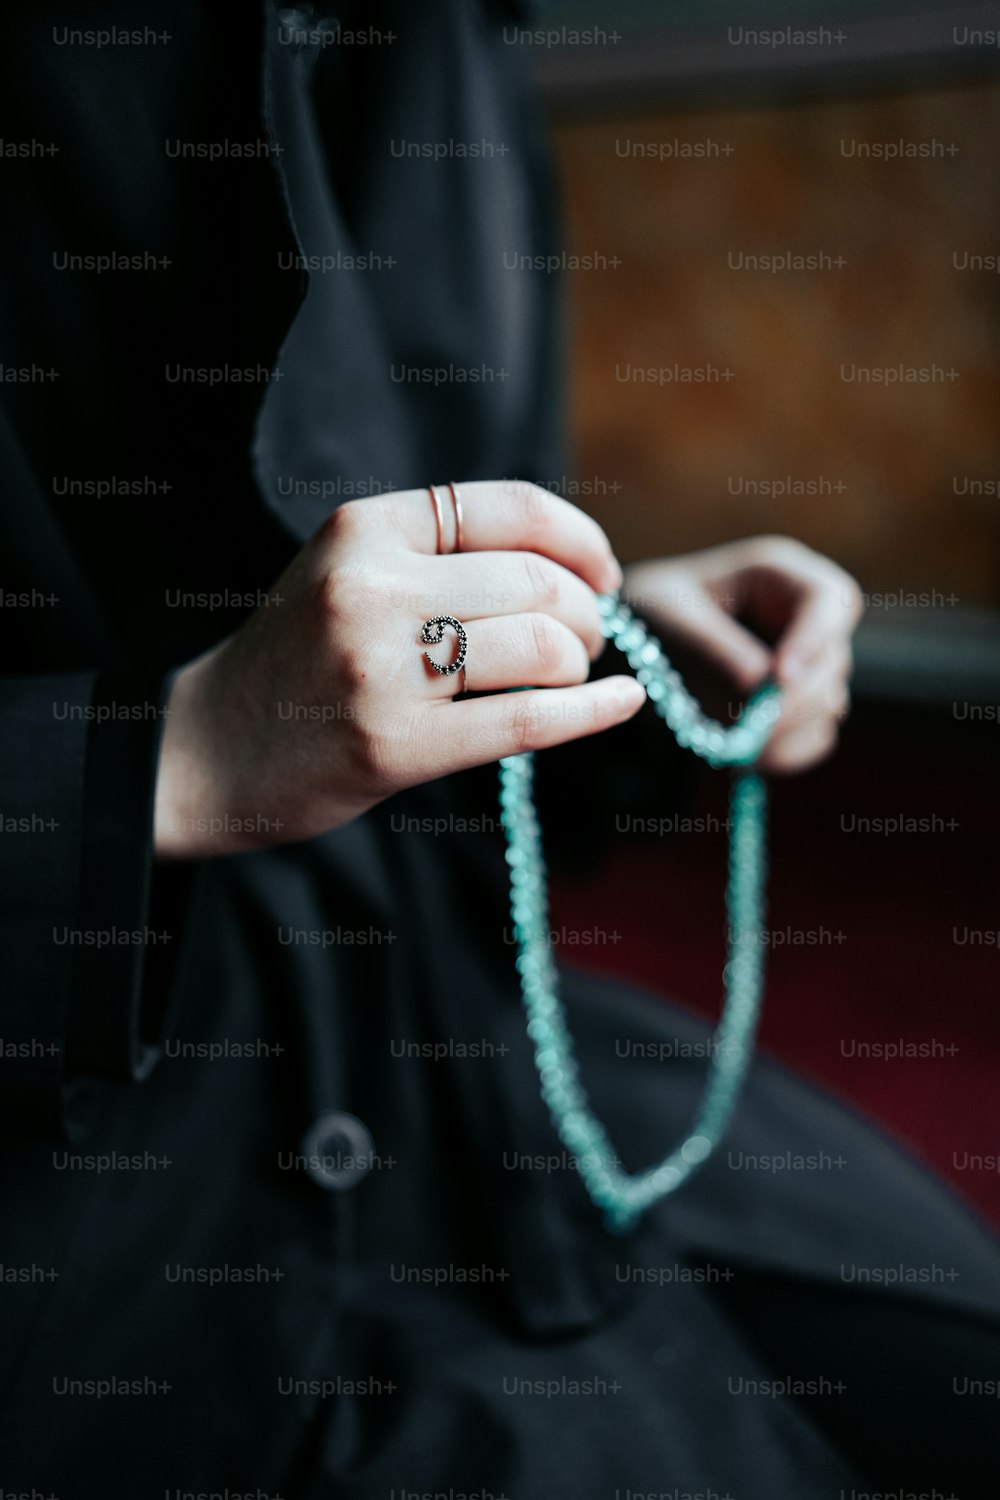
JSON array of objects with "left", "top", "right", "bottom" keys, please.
[{"left": 1, "top": 3, "right": 999, "bottom": 1495}]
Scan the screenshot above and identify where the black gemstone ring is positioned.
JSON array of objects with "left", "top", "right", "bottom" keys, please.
[{"left": 420, "top": 615, "right": 468, "bottom": 677}]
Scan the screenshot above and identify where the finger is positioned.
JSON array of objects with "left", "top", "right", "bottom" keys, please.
[
  {"left": 422, "top": 614, "right": 590, "bottom": 696},
  {"left": 421, "top": 677, "right": 647, "bottom": 773},
  {"left": 759, "top": 640, "right": 850, "bottom": 771},
  {"left": 626, "top": 572, "right": 772, "bottom": 693},
  {"left": 757, "top": 715, "right": 840, "bottom": 776},
  {"left": 421, "top": 551, "right": 606, "bottom": 658},
  {"left": 763, "top": 686, "right": 849, "bottom": 763},
  {"left": 376, "top": 480, "right": 623, "bottom": 594},
  {"left": 773, "top": 571, "right": 863, "bottom": 685},
  {"left": 767, "top": 639, "right": 852, "bottom": 739}
]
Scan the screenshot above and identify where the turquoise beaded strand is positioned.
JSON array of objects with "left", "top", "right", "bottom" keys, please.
[{"left": 499, "top": 593, "right": 782, "bottom": 1234}]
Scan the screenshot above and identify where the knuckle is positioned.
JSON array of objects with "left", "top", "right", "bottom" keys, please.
[
  {"left": 318, "top": 499, "right": 363, "bottom": 549},
  {"left": 345, "top": 711, "right": 399, "bottom": 788},
  {"left": 749, "top": 531, "right": 796, "bottom": 559},
  {"left": 313, "top": 568, "right": 341, "bottom": 626},
  {"left": 507, "top": 696, "right": 544, "bottom": 754},
  {"left": 527, "top": 613, "right": 563, "bottom": 676},
  {"left": 749, "top": 533, "right": 815, "bottom": 573},
  {"left": 523, "top": 552, "right": 560, "bottom": 608},
  {"left": 509, "top": 478, "right": 550, "bottom": 537},
  {"left": 313, "top": 565, "right": 360, "bottom": 631},
  {"left": 336, "top": 636, "right": 371, "bottom": 694}
]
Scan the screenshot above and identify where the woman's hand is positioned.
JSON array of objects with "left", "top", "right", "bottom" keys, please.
[
  {"left": 154, "top": 481, "right": 644, "bottom": 857},
  {"left": 623, "top": 536, "right": 864, "bottom": 774}
]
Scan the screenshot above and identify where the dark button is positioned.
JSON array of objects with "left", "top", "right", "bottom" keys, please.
[{"left": 300, "top": 1110, "right": 375, "bottom": 1192}]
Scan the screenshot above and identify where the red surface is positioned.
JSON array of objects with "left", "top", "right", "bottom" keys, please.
[{"left": 550, "top": 706, "right": 1000, "bottom": 1230}]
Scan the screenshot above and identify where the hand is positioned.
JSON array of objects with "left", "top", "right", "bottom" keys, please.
[
  {"left": 623, "top": 536, "right": 864, "bottom": 774},
  {"left": 154, "top": 481, "right": 644, "bottom": 857}
]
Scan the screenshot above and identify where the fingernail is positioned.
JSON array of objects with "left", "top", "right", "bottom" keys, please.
[{"left": 609, "top": 676, "right": 646, "bottom": 712}]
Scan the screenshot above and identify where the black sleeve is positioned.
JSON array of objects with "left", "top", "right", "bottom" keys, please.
[{"left": 0, "top": 665, "right": 185, "bottom": 1140}]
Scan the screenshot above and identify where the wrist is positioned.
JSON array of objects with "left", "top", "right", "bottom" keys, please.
[{"left": 154, "top": 651, "right": 229, "bottom": 860}]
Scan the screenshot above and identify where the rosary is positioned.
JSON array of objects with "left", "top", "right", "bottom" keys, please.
[{"left": 498, "top": 592, "right": 782, "bottom": 1234}]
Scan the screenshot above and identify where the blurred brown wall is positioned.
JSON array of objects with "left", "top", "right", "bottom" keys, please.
[{"left": 549, "top": 80, "right": 1000, "bottom": 605}]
